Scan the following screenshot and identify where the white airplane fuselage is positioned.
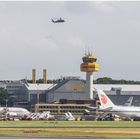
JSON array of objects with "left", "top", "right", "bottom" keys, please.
[
  {"left": 107, "top": 105, "right": 140, "bottom": 118},
  {"left": 0, "top": 107, "right": 30, "bottom": 117}
]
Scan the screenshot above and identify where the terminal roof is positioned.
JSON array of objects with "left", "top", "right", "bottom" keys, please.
[
  {"left": 25, "top": 83, "right": 56, "bottom": 90},
  {"left": 94, "top": 84, "right": 140, "bottom": 92}
]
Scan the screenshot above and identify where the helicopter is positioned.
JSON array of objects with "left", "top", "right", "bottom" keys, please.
[{"left": 52, "top": 18, "right": 65, "bottom": 23}]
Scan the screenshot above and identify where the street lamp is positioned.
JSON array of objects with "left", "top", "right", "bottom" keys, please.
[
  {"left": 5, "top": 99, "right": 8, "bottom": 120},
  {"left": 5, "top": 99, "right": 8, "bottom": 108}
]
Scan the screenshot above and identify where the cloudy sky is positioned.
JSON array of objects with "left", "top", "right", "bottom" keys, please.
[{"left": 0, "top": 1, "right": 140, "bottom": 80}]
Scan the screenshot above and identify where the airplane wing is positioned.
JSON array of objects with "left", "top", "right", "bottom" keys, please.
[
  {"left": 87, "top": 106, "right": 112, "bottom": 111},
  {"left": 87, "top": 106, "right": 98, "bottom": 109},
  {"left": 99, "top": 106, "right": 113, "bottom": 111}
]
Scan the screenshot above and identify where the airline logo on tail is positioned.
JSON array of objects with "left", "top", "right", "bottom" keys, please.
[
  {"left": 97, "top": 89, "right": 115, "bottom": 109},
  {"left": 101, "top": 94, "right": 107, "bottom": 104}
]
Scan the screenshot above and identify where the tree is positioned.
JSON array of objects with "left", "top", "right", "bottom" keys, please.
[
  {"left": 95, "top": 77, "right": 113, "bottom": 84},
  {"left": 94, "top": 77, "right": 140, "bottom": 84},
  {"left": 0, "top": 88, "right": 9, "bottom": 106}
]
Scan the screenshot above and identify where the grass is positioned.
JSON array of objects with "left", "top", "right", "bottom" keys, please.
[
  {"left": 0, "top": 121, "right": 140, "bottom": 138},
  {"left": 0, "top": 120, "right": 140, "bottom": 128}
]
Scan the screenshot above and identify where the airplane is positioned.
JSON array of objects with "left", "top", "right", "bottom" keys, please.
[
  {"left": 97, "top": 89, "right": 140, "bottom": 119},
  {"left": 85, "top": 96, "right": 133, "bottom": 116},
  {"left": 52, "top": 18, "right": 65, "bottom": 23},
  {"left": 0, "top": 107, "right": 30, "bottom": 117}
]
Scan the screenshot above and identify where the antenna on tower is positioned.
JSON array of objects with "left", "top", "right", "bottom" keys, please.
[
  {"left": 84, "top": 44, "right": 94, "bottom": 56},
  {"left": 84, "top": 45, "right": 87, "bottom": 56}
]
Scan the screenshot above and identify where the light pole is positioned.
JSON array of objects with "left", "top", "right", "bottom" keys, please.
[
  {"left": 5, "top": 99, "right": 8, "bottom": 108},
  {"left": 5, "top": 99, "right": 8, "bottom": 120}
]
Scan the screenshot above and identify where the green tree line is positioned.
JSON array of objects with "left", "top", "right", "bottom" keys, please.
[
  {"left": 27, "top": 79, "right": 61, "bottom": 84},
  {"left": 94, "top": 77, "right": 140, "bottom": 84},
  {"left": 27, "top": 77, "right": 140, "bottom": 84}
]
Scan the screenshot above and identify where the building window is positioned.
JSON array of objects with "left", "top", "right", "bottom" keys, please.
[
  {"left": 116, "top": 89, "right": 121, "bottom": 95},
  {"left": 111, "top": 87, "right": 122, "bottom": 95}
]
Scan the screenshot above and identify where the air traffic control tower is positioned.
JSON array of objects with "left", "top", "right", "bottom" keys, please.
[{"left": 80, "top": 52, "right": 99, "bottom": 99}]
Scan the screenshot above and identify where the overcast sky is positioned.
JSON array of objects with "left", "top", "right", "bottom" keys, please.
[{"left": 0, "top": 1, "right": 140, "bottom": 80}]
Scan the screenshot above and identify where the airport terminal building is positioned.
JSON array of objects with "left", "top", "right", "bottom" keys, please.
[{"left": 1, "top": 77, "right": 140, "bottom": 112}]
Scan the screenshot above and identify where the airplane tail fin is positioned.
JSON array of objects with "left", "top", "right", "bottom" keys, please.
[
  {"left": 97, "top": 89, "right": 115, "bottom": 109},
  {"left": 124, "top": 96, "right": 133, "bottom": 106}
]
